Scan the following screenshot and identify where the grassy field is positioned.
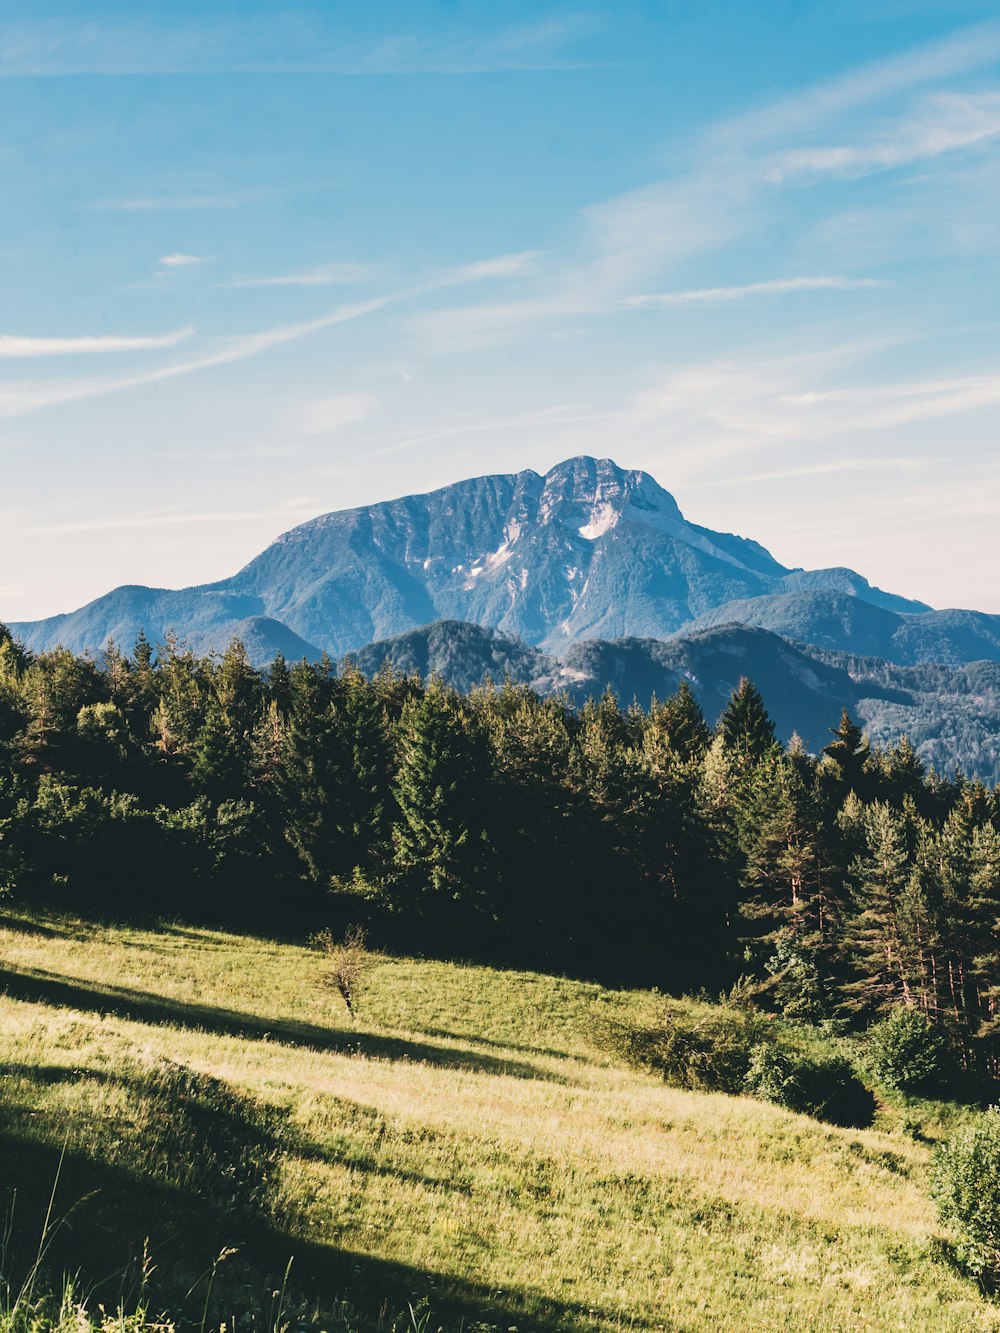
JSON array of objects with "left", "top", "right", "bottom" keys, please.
[{"left": 0, "top": 911, "right": 997, "bottom": 1332}]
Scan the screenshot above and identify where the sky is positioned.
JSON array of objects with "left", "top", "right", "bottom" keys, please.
[{"left": 1, "top": 0, "right": 998, "bottom": 622}]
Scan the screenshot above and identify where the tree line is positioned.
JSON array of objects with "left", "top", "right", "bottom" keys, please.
[{"left": 1, "top": 622, "right": 998, "bottom": 1066}]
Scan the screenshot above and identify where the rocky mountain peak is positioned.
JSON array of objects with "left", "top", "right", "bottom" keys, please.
[
  {"left": 538, "top": 456, "right": 684, "bottom": 542},
  {"left": 9, "top": 454, "right": 973, "bottom": 668}
]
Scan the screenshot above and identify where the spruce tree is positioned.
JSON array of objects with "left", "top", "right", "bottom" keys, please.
[
  {"left": 388, "top": 684, "right": 496, "bottom": 927},
  {"left": 822, "top": 708, "right": 870, "bottom": 793},
  {"left": 718, "top": 678, "right": 777, "bottom": 762},
  {"left": 651, "top": 681, "right": 710, "bottom": 762},
  {"left": 839, "top": 801, "right": 921, "bottom": 1015}
]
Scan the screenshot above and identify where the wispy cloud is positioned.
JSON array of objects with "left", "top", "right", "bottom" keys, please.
[
  {"left": 686, "top": 456, "right": 926, "bottom": 488},
  {"left": 367, "top": 403, "right": 593, "bottom": 459},
  {"left": 785, "top": 372, "right": 1000, "bottom": 425},
  {"left": 0, "top": 250, "right": 535, "bottom": 418},
  {"left": 706, "top": 18, "right": 1000, "bottom": 148},
  {"left": 224, "top": 261, "right": 378, "bottom": 289},
  {"left": 0, "top": 296, "right": 397, "bottom": 418},
  {"left": 449, "top": 251, "right": 546, "bottom": 281},
  {"left": 624, "top": 343, "right": 999, "bottom": 476},
  {"left": 405, "top": 24, "right": 1000, "bottom": 356},
  {"left": 626, "top": 276, "right": 886, "bottom": 307},
  {"left": 28, "top": 503, "right": 323, "bottom": 536},
  {"left": 767, "top": 89, "right": 1000, "bottom": 181},
  {"left": 0, "top": 14, "right": 602, "bottom": 77},
  {"left": 158, "top": 253, "right": 207, "bottom": 268},
  {"left": 296, "top": 394, "right": 375, "bottom": 436},
  {"left": 0, "top": 327, "right": 195, "bottom": 358}
]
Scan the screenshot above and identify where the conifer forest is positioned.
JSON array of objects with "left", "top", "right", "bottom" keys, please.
[{"left": 3, "top": 622, "right": 998, "bottom": 1071}]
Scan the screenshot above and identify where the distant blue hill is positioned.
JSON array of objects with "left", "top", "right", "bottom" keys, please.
[{"left": 8, "top": 454, "right": 993, "bottom": 669}]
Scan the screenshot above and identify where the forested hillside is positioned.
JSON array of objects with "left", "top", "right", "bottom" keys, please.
[
  {"left": 816, "top": 651, "right": 1000, "bottom": 785},
  {"left": 345, "top": 619, "right": 1000, "bottom": 782},
  {"left": 2, "top": 620, "right": 998, "bottom": 1071}
]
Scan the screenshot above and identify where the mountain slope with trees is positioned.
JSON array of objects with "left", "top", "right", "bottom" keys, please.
[
  {"left": 686, "top": 592, "right": 1000, "bottom": 665},
  {"left": 345, "top": 619, "right": 1000, "bottom": 781}
]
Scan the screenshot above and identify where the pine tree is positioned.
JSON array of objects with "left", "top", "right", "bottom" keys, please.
[
  {"left": 968, "top": 824, "right": 1000, "bottom": 1069},
  {"left": 388, "top": 684, "right": 496, "bottom": 927},
  {"left": 839, "top": 801, "right": 921, "bottom": 1015},
  {"left": 737, "top": 748, "right": 839, "bottom": 1017},
  {"left": 650, "top": 681, "right": 710, "bottom": 762},
  {"left": 718, "top": 678, "right": 777, "bottom": 762},
  {"left": 822, "top": 708, "right": 869, "bottom": 793},
  {"left": 156, "top": 632, "right": 204, "bottom": 753},
  {"left": 275, "top": 691, "right": 352, "bottom": 882},
  {"left": 267, "top": 651, "right": 292, "bottom": 714},
  {"left": 337, "top": 664, "right": 393, "bottom": 880}
]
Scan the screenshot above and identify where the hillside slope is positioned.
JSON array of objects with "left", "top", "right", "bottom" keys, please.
[
  {"left": 0, "top": 915, "right": 995, "bottom": 1332},
  {"left": 344, "top": 620, "right": 1000, "bottom": 777}
]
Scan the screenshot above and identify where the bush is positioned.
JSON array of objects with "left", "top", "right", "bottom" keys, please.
[
  {"left": 313, "top": 923, "right": 372, "bottom": 1017},
  {"left": 744, "top": 1043, "right": 874, "bottom": 1128},
  {"left": 598, "top": 1000, "right": 875, "bottom": 1127},
  {"left": 864, "top": 1007, "right": 955, "bottom": 1095},
  {"left": 931, "top": 1108, "right": 1000, "bottom": 1282},
  {"left": 640, "top": 1001, "right": 775, "bottom": 1094}
]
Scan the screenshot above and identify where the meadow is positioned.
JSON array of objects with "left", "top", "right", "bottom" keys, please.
[{"left": 0, "top": 912, "right": 997, "bottom": 1333}]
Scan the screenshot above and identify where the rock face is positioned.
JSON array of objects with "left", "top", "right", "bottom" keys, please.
[
  {"left": 220, "top": 455, "right": 793, "bottom": 654},
  {"left": 7, "top": 455, "right": 997, "bottom": 666}
]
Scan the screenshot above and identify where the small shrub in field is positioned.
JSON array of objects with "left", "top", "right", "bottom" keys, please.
[
  {"left": 931, "top": 1108, "right": 1000, "bottom": 1282},
  {"left": 601, "top": 1000, "right": 773, "bottom": 1094},
  {"left": 742, "top": 1043, "right": 797, "bottom": 1104},
  {"left": 314, "top": 923, "right": 371, "bottom": 1017},
  {"left": 864, "top": 1007, "right": 954, "bottom": 1095},
  {"left": 744, "top": 1044, "right": 874, "bottom": 1128},
  {"left": 599, "top": 1000, "right": 874, "bottom": 1127}
]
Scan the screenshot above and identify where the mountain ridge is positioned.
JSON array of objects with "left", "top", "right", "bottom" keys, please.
[{"left": 7, "top": 455, "right": 994, "bottom": 667}]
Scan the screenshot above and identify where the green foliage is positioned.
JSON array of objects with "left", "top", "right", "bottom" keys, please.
[
  {"left": 603, "top": 999, "right": 874, "bottom": 1127},
  {"left": 387, "top": 685, "right": 496, "bottom": 921},
  {"left": 931, "top": 1108, "right": 1000, "bottom": 1280},
  {"left": 717, "top": 677, "right": 778, "bottom": 761},
  {"left": 0, "top": 622, "right": 996, "bottom": 1068},
  {"left": 743, "top": 1043, "right": 874, "bottom": 1128},
  {"left": 822, "top": 708, "right": 870, "bottom": 793},
  {"left": 595, "top": 997, "right": 773, "bottom": 1093},
  {"left": 864, "top": 1007, "right": 956, "bottom": 1095}
]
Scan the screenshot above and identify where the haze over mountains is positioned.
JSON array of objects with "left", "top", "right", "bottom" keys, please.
[{"left": 9, "top": 456, "right": 997, "bottom": 667}]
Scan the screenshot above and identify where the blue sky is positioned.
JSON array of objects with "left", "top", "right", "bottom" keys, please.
[{"left": 1, "top": 0, "right": 998, "bottom": 620}]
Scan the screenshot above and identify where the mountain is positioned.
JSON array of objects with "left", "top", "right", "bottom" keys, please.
[
  {"left": 344, "top": 618, "right": 1000, "bottom": 781},
  {"left": 684, "top": 593, "right": 1000, "bottom": 666},
  {"left": 346, "top": 619, "right": 552, "bottom": 687},
  {"left": 6, "top": 455, "right": 994, "bottom": 667}
]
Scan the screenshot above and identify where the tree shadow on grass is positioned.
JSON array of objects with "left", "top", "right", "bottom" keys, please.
[
  {"left": 419, "top": 1025, "right": 575, "bottom": 1062},
  {"left": 0, "top": 911, "right": 72, "bottom": 939},
  {"left": 0, "top": 1085, "right": 644, "bottom": 1333},
  {"left": 0, "top": 964, "right": 568, "bottom": 1083}
]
